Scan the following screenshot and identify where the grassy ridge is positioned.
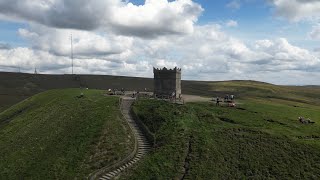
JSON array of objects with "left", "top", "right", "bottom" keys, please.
[
  {"left": 0, "top": 72, "right": 153, "bottom": 112},
  {"left": 183, "top": 80, "right": 320, "bottom": 105},
  {"left": 0, "top": 89, "right": 134, "bottom": 179},
  {"left": 122, "top": 98, "right": 320, "bottom": 179},
  {"left": 1, "top": 72, "right": 319, "bottom": 113}
]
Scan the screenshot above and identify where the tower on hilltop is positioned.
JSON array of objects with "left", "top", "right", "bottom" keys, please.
[{"left": 153, "top": 67, "right": 181, "bottom": 98}]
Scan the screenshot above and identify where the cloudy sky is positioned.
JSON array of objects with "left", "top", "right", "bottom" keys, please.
[{"left": 0, "top": 0, "right": 319, "bottom": 85}]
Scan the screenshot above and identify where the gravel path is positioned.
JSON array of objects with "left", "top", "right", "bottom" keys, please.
[{"left": 182, "top": 94, "right": 211, "bottom": 103}]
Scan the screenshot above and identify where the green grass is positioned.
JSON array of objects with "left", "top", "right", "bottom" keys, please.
[
  {"left": 122, "top": 97, "right": 320, "bottom": 179},
  {"left": 0, "top": 89, "right": 134, "bottom": 179},
  {"left": 183, "top": 80, "right": 320, "bottom": 105},
  {"left": 1, "top": 72, "right": 320, "bottom": 179}
]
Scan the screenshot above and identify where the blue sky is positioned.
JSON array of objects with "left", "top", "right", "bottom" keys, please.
[
  {"left": 195, "top": 0, "right": 316, "bottom": 50},
  {"left": 0, "top": 21, "right": 27, "bottom": 47},
  {"left": 0, "top": 0, "right": 315, "bottom": 50},
  {"left": 0, "top": 0, "right": 319, "bottom": 85}
]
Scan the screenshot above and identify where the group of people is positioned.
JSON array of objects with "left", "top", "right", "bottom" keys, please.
[
  {"left": 107, "top": 88, "right": 152, "bottom": 98},
  {"left": 298, "top": 117, "right": 315, "bottom": 124},
  {"left": 224, "top": 94, "right": 235, "bottom": 101},
  {"left": 132, "top": 90, "right": 139, "bottom": 98},
  {"left": 215, "top": 94, "right": 235, "bottom": 106},
  {"left": 105, "top": 88, "right": 183, "bottom": 101},
  {"left": 107, "top": 88, "right": 125, "bottom": 95}
]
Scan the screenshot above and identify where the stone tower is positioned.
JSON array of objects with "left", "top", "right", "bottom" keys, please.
[{"left": 153, "top": 67, "right": 181, "bottom": 98}]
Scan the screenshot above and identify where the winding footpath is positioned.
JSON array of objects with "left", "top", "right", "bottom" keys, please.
[{"left": 94, "top": 97, "right": 151, "bottom": 180}]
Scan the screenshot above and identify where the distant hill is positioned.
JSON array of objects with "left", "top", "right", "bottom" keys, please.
[
  {"left": 1, "top": 72, "right": 320, "bottom": 112},
  {"left": 0, "top": 72, "right": 153, "bottom": 112}
]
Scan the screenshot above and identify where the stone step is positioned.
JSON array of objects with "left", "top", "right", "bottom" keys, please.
[
  {"left": 96, "top": 98, "right": 152, "bottom": 180},
  {"left": 139, "top": 143, "right": 151, "bottom": 146},
  {"left": 115, "top": 169, "right": 121, "bottom": 173},
  {"left": 100, "top": 177, "right": 109, "bottom": 180},
  {"left": 102, "top": 174, "right": 112, "bottom": 179}
]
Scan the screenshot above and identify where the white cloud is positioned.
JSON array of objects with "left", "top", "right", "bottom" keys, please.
[
  {"left": 309, "top": 24, "right": 320, "bottom": 40},
  {"left": 0, "top": 0, "right": 203, "bottom": 38},
  {"left": 0, "top": 42, "right": 11, "bottom": 49},
  {"left": 18, "top": 24, "right": 134, "bottom": 61},
  {"left": 0, "top": 24, "right": 319, "bottom": 84},
  {"left": 269, "top": 0, "right": 320, "bottom": 22},
  {"left": 0, "top": 47, "right": 152, "bottom": 76},
  {"left": 109, "top": 0, "right": 203, "bottom": 38},
  {"left": 226, "top": 20, "right": 238, "bottom": 27},
  {"left": 130, "top": 24, "right": 320, "bottom": 83},
  {"left": 252, "top": 38, "right": 320, "bottom": 73},
  {"left": 0, "top": 0, "right": 319, "bottom": 85},
  {"left": 255, "top": 39, "right": 274, "bottom": 49},
  {"left": 0, "top": 47, "right": 69, "bottom": 73},
  {"left": 255, "top": 38, "right": 317, "bottom": 62},
  {"left": 226, "top": 0, "right": 241, "bottom": 10},
  {"left": 155, "top": 59, "right": 178, "bottom": 68},
  {"left": 269, "top": 0, "right": 320, "bottom": 44}
]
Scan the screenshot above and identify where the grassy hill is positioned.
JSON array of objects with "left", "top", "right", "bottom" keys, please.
[
  {"left": 0, "top": 89, "right": 134, "bottom": 179},
  {"left": 122, "top": 96, "right": 320, "bottom": 179},
  {"left": 1, "top": 72, "right": 320, "bottom": 179}
]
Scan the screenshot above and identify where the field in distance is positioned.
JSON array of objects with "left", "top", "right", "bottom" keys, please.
[{"left": 1, "top": 72, "right": 320, "bottom": 112}]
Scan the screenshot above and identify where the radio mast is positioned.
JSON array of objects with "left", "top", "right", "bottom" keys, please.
[{"left": 71, "top": 34, "right": 74, "bottom": 74}]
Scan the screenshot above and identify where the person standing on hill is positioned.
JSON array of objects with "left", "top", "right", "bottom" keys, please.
[{"left": 216, "top": 97, "right": 220, "bottom": 106}]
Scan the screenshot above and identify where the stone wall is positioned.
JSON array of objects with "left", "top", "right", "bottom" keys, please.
[{"left": 153, "top": 67, "right": 181, "bottom": 98}]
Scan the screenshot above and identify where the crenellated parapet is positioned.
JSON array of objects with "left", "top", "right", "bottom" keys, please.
[{"left": 153, "top": 67, "right": 181, "bottom": 74}]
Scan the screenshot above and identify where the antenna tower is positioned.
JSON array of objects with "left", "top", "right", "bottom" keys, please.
[{"left": 71, "top": 34, "right": 74, "bottom": 75}]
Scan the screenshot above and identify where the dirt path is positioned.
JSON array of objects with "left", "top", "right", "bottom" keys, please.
[{"left": 182, "top": 94, "right": 211, "bottom": 103}]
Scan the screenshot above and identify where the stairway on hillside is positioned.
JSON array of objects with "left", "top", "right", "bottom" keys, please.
[{"left": 91, "top": 97, "right": 151, "bottom": 180}]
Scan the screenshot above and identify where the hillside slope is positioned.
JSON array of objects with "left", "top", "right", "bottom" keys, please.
[
  {"left": 183, "top": 80, "right": 320, "bottom": 105},
  {"left": 122, "top": 98, "right": 320, "bottom": 179},
  {"left": 0, "top": 89, "right": 134, "bottom": 179}
]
